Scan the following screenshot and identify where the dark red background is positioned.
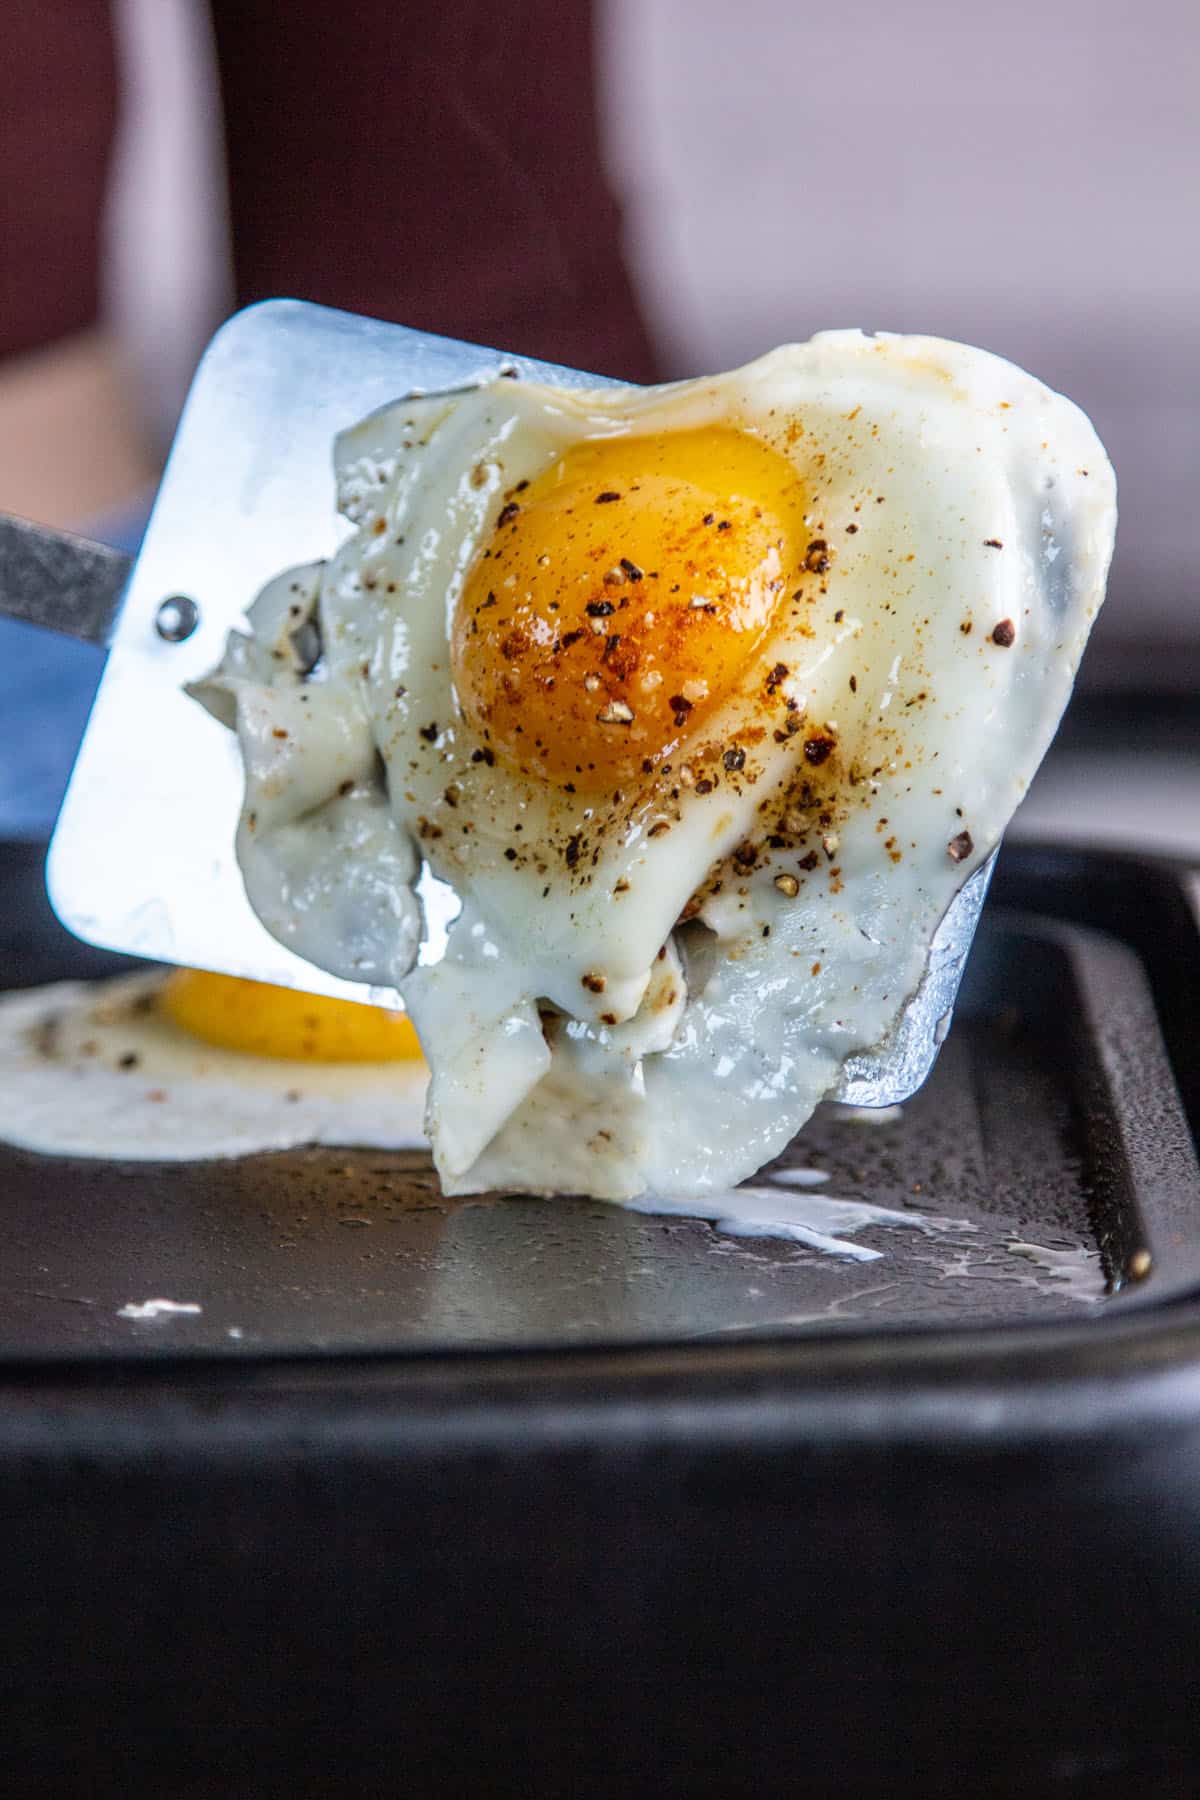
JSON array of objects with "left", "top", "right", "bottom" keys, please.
[{"left": 2, "top": 0, "right": 656, "bottom": 380}]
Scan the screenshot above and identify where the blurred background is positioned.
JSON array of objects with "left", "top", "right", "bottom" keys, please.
[{"left": 2, "top": 0, "right": 1197, "bottom": 847}]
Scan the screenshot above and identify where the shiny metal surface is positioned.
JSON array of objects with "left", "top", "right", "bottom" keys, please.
[
  {"left": 47, "top": 298, "right": 994, "bottom": 1103},
  {"left": 835, "top": 852, "right": 997, "bottom": 1104},
  {"left": 153, "top": 594, "right": 200, "bottom": 643},
  {"left": 49, "top": 301, "right": 607, "bottom": 1007},
  {"left": 0, "top": 514, "right": 131, "bottom": 646}
]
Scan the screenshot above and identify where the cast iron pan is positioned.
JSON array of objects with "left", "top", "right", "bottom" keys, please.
[{"left": 3, "top": 841, "right": 1200, "bottom": 1796}]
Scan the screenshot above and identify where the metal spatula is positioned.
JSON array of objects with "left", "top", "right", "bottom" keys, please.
[{"left": 0, "top": 299, "right": 993, "bottom": 1106}]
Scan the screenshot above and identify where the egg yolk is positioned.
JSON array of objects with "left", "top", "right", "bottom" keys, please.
[
  {"left": 452, "top": 425, "right": 809, "bottom": 789},
  {"left": 160, "top": 970, "right": 424, "bottom": 1063}
]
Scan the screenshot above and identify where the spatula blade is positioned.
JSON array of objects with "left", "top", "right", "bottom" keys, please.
[
  {"left": 46, "top": 297, "right": 995, "bottom": 1108},
  {"left": 47, "top": 300, "right": 613, "bottom": 1005}
]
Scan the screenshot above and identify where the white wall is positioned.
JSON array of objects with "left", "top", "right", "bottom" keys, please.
[{"left": 600, "top": 0, "right": 1200, "bottom": 639}]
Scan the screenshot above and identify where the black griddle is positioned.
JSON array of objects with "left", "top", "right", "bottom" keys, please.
[{"left": 4, "top": 839, "right": 1200, "bottom": 1796}]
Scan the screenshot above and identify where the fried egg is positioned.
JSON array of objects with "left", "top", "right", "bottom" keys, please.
[
  {"left": 0, "top": 970, "right": 427, "bottom": 1160},
  {"left": 194, "top": 330, "right": 1116, "bottom": 1201}
]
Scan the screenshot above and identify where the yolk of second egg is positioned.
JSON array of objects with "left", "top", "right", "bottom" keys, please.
[
  {"left": 160, "top": 970, "right": 425, "bottom": 1064},
  {"left": 451, "top": 425, "right": 810, "bottom": 789}
]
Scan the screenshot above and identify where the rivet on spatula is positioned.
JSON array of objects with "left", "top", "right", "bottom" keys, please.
[{"left": 154, "top": 595, "right": 200, "bottom": 643}]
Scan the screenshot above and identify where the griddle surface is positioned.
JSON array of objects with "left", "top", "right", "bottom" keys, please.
[{"left": 7, "top": 835, "right": 1196, "bottom": 1356}]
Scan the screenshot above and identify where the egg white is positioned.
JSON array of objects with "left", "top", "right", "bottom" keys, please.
[
  {"left": 0, "top": 972, "right": 428, "bottom": 1161},
  {"left": 195, "top": 330, "right": 1116, "bottom": 1201}
]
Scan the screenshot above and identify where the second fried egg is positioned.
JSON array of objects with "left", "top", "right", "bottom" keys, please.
[{"left": 0, "top": 970, "right": 427, "bottom": 1161}]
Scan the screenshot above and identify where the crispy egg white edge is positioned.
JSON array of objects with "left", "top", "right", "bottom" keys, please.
[{"left": 195, "top": 330, "right": 1115, "bottom": 1199}]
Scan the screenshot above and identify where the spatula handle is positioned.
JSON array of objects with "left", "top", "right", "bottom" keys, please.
[{"left": 0, "top": 513, "right": 132, "bottom": 647}]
